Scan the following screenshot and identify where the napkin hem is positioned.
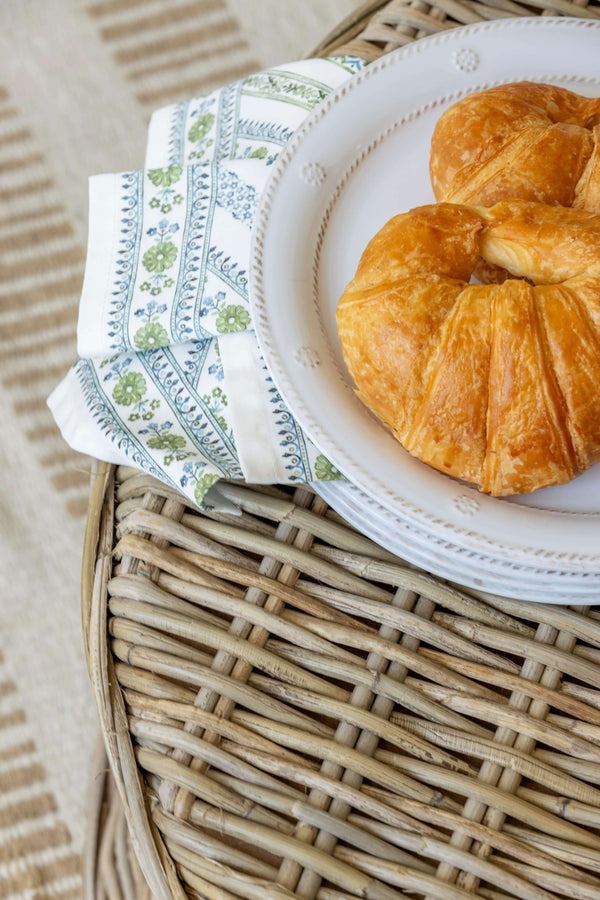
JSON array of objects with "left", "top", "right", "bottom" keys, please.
[
  {"left": 146, "top": 104, "right": 176, "bottom": 169},
  {"left": 77, "top": 175, "right": 123, "bottom": 360},
  {"left": 219, "top": 332, "right": 288, "bottom": 484}
]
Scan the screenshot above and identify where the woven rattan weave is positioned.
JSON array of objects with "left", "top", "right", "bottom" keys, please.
[
  {"left": 84, "top": 462, "right": 600, "bottom": 900},
  {"left": 314, "top": 0, "right": 600, "bottom": 60},
  {"left": 83, "top": 2, "right": 600, "bottom": 899}
]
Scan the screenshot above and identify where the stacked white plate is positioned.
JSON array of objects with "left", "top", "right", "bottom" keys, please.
[{"left": 250, "top": 17, "right": 600, "bottom": 603}]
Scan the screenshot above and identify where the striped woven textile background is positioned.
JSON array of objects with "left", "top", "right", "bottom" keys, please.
[{"left": 0, "top": 1, "right": 359, "bottom": 897}]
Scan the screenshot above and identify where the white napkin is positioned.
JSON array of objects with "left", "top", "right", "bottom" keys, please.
[{"left": 49, "top": 57, "right": 364, "bottom": 505}]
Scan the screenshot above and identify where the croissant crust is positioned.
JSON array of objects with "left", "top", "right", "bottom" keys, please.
[
  {"left": 430, "top": 82, "right": 600, "bottom": 211},
  {"left": 336, "top": 200, "right": 600, "bottom": 496}
]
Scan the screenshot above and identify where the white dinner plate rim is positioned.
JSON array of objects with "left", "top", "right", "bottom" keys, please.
[{"left": 316, "top": 481, "right": 600, "bottom": 603}]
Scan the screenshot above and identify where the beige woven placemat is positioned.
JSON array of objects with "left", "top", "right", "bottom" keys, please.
[{"left": 0, "top": 1, "right": 360, "bottom": 897}]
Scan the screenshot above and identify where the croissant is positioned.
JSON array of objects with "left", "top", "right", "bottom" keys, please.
[
  {"left": 336, "top": 200, "right": 600, "bottom": 496},
  {"left": 430, "top": 82, "right": 600, "bottom": 210}
]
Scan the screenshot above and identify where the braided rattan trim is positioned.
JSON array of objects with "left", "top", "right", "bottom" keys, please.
[
  {"left": 84, "top": 738, "right": 155, "bottom": 900},
  {"left": 83, "top": 462, "right": 600, "bottom": 900}
]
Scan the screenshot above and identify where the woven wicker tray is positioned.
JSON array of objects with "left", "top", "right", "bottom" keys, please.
[
  {"left": 83, "top": 462, "right": 600, "bottom": 900},
  {"left": 83, "top": 3, "right": 600, "bottom": 899}
]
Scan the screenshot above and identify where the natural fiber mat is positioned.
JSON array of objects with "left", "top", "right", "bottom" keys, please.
[
  {"left": 84, "top": 463, "right": 600, "bottom": 900},
  {"left": 0, "top": 2, "right": 358, "bottom": 897}
]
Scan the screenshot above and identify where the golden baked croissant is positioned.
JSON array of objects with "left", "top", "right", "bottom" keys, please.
[
  {"left": 336, "top": 200, "right": 600, "bottom": 496},
  {"left": 430, "top": 83, "right": 600, "bottom": 284},
  {"left": 430, "top": 82, "right": 600, "bottom": 210}
]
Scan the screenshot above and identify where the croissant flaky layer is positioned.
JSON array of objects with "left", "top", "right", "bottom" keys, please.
[
  {"left": 336, "top": 201, "right": 600, "bottom": 496},
  {"left": 430, "top": 82, "right": 600, "bottom": 210}
]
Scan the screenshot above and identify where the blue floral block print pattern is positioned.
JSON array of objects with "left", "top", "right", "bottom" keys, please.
[
  {"left": 81, "top": 56, "right": 363, "bottom": 360},
  {"left": 58, "top": 57, "right": 363, "bottom": 506},
  {"left": 98, "top": 159, "right": 266, "bottom": 357},
  {"left": 74, "top": 339, "right": 243, "bottom": 506}
]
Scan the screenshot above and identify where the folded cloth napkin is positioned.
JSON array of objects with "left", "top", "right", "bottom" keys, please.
[{"left": 49, "top": 56, "right": 365, "bottom": 506}]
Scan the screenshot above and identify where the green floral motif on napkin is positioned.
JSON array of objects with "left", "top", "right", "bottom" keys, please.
[
  {"left": 143, "top": 241, "right": 177, "bottom": 274},
  {"left": 201, "top": 385, "right": 228, "bottom": 432},
  {"left": 148, "top": 166, "right": 183, "bottom": 188},
  {"left": 147, "top": 433, "right": 186, "bottom": 451},
  {"left": 314, "top": 455, "right": 344, "bottom": 481},
  {"left": 188, "top": 113, "right": 215, "bottom": 147},
  {"left": 194, "top": 471, "right": 220, "bottom": 506},
  {"left": 216, "top": 304, "right": 251, "bottom": 334},
  {"left": 134, "top": 322, "right": 170, "bottom": 351},
  {"left": 113, "top": 371, "right": 147, "bottom": 406},
  {"left": 140, "top": 224, "right": 179, "bottom": 296},
  {"left": 147, "top": 166, "right": 185, "bottom": 213},
  {"left": 146, "top": 431, "right": 196, "bottom": 466}
]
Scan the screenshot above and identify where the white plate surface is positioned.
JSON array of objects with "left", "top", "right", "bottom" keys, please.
[{"left": 251, "top": 18, "right": 600, "bottom": 581}]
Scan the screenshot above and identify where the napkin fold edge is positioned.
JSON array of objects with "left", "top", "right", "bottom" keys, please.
[
  {"left": 47, "top": 368, "right": 128, "bottom": 468},
  {"left": 219, "top": 331, "right": 290, "bottom": 484}
]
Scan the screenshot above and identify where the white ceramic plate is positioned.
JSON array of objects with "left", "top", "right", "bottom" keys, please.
[{"left": 251, "top": 18, "right": 600, "bottom": 584}]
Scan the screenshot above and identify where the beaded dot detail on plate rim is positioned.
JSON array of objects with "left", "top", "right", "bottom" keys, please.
[
  {"left": 300, "top": 162, "right": 327, "bottom": 187},
  {"left": 452, "top": 48, "right": 480, "bottom": 73},
  {"left": 453, "top": 495, "right": 480, "bottom": 517},
  {"left": 294, "top": 347, "right": 320, "bottom": 368}
]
